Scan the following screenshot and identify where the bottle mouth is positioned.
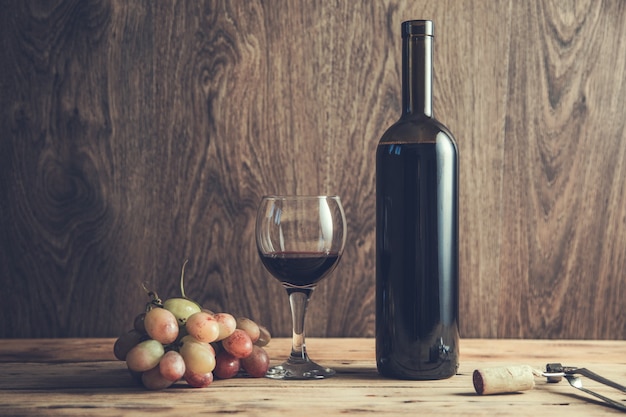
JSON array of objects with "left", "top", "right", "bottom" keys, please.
[
  {"left": 402, "top": 20, "right": 434, "bottom": 38},
  {"left": 261, "top": 195, "right": 341, "bottom": 201}
]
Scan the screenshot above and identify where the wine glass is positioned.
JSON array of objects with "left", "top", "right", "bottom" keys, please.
[{"left": 255, "top": 195, "right": 347, "bottom": 379}]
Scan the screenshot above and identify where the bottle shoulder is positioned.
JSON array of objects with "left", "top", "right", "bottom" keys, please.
[{"left": 378, "top": 115, "right": 456, "bottom": 146}]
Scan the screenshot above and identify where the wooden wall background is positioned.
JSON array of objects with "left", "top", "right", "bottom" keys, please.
[{"left": 1, "top": 0, "right": 625, "bottom": 340}]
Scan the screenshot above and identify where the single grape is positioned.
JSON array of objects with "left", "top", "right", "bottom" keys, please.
[
  {"left": 236, "top": 317, "right": 260, "bottom": 343},
  {"left": 179, "top": 336, "right": 216, "bottom": 374},
  {"left": 185, "top": 311, "right": 220, "bottom": 343},
  {"left": 184, "top": 369, "right": 214, "bottom": 388},
  {"left": 159, "top": 350, "right": 186, "bottom": 381},
  {"left": 143, "top": 307, "right": 179, "bottom": 345},
  {"left": 180, "top": 335, "right": 216, "bottom": 356},
  {"left": 222, "top": 329, "right": 253, "bottom": 359},
  {"left": 163, "top": 297, "right": 202, "bottom": 326},
  {"left": 113, "top": 329, "right": 144, "bottom": 361},
  {"left": 255, "top": 324, "right": 272, "bottom": 347},
  {"left": 126, "top": 339, "right": 165, "bottom": 372},
  {"left": 213, "top": 350, "right": 241, "bottom": 379},
  {"left": 240, "top": 345, "right": 270, "bottom": 378},
  {"left": 142, "top": 365, "right": 175, "bottom": 390},
  {"left": 133, "top": 313, "right": 147, "bottom": 334},
  {"left": 214, "top": 312, "right": 236, "bottom": 341}
]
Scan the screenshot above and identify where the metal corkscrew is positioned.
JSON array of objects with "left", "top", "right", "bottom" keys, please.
[{"left": 543, "top": 363, "right": 626, "bottom": 412}]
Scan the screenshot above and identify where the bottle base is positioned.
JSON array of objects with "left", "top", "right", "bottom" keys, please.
[{"left": 377, "top": 360, "right": 459, "bottom": 380}]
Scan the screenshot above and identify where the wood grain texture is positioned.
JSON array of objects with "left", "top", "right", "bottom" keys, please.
[
  {"left": 1, "top": 338, "right": 625, "bottom": 416},
  {"left": 498, "top": 0, "right": 626, "bottom": 339},
  {"left": 1, "top": 0, "right": 625, "bottom": 339}
]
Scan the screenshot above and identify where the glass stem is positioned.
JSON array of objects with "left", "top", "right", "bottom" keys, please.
[{"left": 288, "top": 290, "right": 311, "bottom": 363}]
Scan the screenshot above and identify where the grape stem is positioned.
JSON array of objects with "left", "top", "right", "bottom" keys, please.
[
  {"left": 141, "top": 282, "right": 162, "bottom": 308},
  {"left": 180, "top": 259, "right": 189, "bottom": 298}
]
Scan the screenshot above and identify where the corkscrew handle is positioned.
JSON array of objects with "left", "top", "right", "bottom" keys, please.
[{"left": 547, "top": 362, "right": 626, "bottom": 392}]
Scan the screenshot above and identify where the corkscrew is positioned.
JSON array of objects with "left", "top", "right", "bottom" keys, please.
[{"left": 473, "top": 363, "right": 626, "bottom": 412}]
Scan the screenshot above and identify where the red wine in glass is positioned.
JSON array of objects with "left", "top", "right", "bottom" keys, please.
[{"left": 259, "top": 251, "right": 340, "bottom": 295}]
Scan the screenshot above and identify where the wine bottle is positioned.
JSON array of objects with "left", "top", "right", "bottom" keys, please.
[{"left": 375, "top": 20, "right": 459, "bottom": 380}]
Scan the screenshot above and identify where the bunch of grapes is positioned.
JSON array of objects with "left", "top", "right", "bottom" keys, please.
[{"left": 113, "top": 264, "right": 272, "bottom": 390}]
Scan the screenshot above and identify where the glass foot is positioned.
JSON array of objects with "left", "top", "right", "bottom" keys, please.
[{"left": 266, "top": 361, "right": 336, "bottom": 380}]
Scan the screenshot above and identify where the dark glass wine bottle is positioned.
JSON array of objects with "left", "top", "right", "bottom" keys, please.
[{"left": 376, "top": 20, "right": 459, "bottom": 380}]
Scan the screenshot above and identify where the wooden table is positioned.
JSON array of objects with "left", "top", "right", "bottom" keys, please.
[{"left": 1, "top": 338, "right": 624, "bottom": 416}]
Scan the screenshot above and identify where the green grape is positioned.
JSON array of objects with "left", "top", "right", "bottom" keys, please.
[
  {"left": 255, "top": 324, "right": 272, "bottom": 347},
  {"left": 113, "top": 329, "right": 144, "bottom": 361},
  {"left": 163, "top": 297, "right": 201, "bottom": 326},
  {"left": 179, "top": 336, "right": 216, "bottom": 374},
  {"left": 222, "top": 329, "right": 253, "bottom": 359},
  {"left": 159, "top": 350, "right": 186, "bottom": 381},
  {"left": 142, "top": 365, "right": 175, "bottom": 390},
  {"left": 126, "top": 339, "right": 165, "bottom": 372},
  {"left": 214, "top": 312, "right": 236, "bottom": 341},
  {"left": 240, "top": 345, "right": 270, "bottom": 378},
  {"left": 185, "top": 311, "right": 220, "bottom": 343},
  {"left": 236, "top": 317, "right": 260, "bottom": 343},
  {"left": 144, "top": 307, "right": 179, "bottom": 345}
]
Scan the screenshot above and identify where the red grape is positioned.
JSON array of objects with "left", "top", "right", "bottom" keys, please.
[
  {"left": 144, "top": 307, "right": 179, "bottom": 344},
  {"left": 214, "top": 313, "right": 236, "bottom": 341},
  {"left": 184, "top": 369, "right": 214, "bottom": 388},
  {"left": 142, "top": 366, "right": 174, "bottom": 390},
  {"left": 133, "top": 313, "right": 146, "bottom": 333},
  {"left": 222, "top": 329, "right": 253, "bottom": 359},
  {"left": 113, "top": 329, "right": 143, "bottom": 361},
  {"left": 159, "top": 350, "right": 186, "bottom": 381},
  {"left": 186, "top": 311, "right": 220, "bottom": 343},
  {"left": 240, "top": 345, "right": 270, "bottom": 378},
  {"left": 213, "top": 350, "right": 241, "bottom": 379}
]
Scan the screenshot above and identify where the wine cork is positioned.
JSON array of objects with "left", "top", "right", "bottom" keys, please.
[{"left": 473, "top": 365, "right": 536, "bottom": 395}]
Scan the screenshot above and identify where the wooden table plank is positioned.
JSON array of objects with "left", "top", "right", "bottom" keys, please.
[{"left": 0, "top": 339, "right": 624, "bottom": 416}]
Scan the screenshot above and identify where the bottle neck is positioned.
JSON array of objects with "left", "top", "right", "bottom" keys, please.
[{"left": 402, "top": 34, "right": 433, "bottom": 118}]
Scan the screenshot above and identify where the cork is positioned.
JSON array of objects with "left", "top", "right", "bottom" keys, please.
[{"left": 473, "top": 365, "right": 536, "bottom": 395}]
